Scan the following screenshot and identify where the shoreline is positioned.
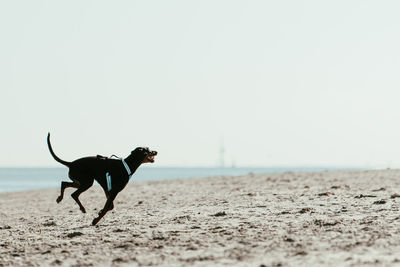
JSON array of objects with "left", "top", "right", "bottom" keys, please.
[
  {"left": 0, "top": 166, "right": 359, "bottom": 194},
  {"left": 1, "top": 169, "right": 400, "bottom": 266}
]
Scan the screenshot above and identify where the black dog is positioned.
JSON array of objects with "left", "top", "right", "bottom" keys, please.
[{"left": 47, "top": 133, "right": 157, "bottom": 225}]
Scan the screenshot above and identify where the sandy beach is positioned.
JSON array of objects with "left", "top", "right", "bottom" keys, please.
[{"left": 1, "top": 169, "right": 400, "bottom": 266}]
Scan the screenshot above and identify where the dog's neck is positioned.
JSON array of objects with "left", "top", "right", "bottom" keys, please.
[{"left": 123, "top": 155, "right": 142, "bottom": 175}]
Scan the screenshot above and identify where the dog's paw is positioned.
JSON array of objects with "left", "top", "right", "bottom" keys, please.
[
  {"left": 56, "top": 196, "right": 62, "bottom": 203},
  {"left": 80, "top": 208, "right": 86, "bottom": 214},
  {"left": 92, "top": 218, "right": 99, "bottom": 226}
]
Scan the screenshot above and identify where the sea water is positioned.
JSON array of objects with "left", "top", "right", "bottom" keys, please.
[{"left": 0, "top": 167, "right": 339, "bottom": 193}]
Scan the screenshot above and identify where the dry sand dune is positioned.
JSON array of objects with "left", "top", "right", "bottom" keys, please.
[{"left": 2, "top": 169, "right": 400, "bottom": 266}]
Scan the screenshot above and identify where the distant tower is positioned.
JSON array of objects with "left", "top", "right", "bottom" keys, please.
[
  {"left": 231, "top": 157, "right": 236, "bottom": 168},
  {"left": 219, "top": 137, "right": 225, "bottom": 168}
]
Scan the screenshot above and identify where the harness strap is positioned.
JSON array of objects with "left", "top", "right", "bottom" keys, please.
[
  {"left": 106, "top": 172, "right": 112, "bottom": 191},
  {"left": 121, "top": 158, "right": 132, "bottom": 178},
  {"left": 105, "top": 158, "right": 132, "bottom": 192}
]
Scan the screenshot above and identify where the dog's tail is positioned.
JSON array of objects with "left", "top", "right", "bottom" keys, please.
[{"left": 47, "top": 133, "right": 71, "bottom": 167}]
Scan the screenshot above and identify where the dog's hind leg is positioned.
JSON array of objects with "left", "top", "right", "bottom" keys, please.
[
  {"left": 71, "top": 181, "right": 93, "bottom": 213},
  {"left": 57, "top": 181, "right": 79, "bottom": 203}
]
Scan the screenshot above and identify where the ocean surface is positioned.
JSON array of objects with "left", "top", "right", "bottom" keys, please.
[{"left": 0, "top": 167, "right": 343, "bottom": 193}]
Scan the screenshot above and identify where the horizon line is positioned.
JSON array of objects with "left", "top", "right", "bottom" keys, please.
[{"left": 0, "top": 165, "right": 369, "bottom": 169}]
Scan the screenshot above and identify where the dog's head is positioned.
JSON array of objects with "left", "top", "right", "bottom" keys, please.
[{"left": 131, "top": 147, "right": 158, "bottom": 164}]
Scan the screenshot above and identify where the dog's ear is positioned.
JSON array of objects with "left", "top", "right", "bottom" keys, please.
[{"left": 131, "top": 147, "right": 141, "bottom": 154}]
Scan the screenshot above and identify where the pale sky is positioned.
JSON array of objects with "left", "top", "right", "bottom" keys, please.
[{"left": 1, "top": 1, "right": 400, "bottom": 167}]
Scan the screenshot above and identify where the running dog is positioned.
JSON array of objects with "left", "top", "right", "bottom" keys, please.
[{"left": 47, "top": 133, "right": 157, "bottom": 226}]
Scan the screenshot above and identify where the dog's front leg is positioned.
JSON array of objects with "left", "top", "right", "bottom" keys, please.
[
  {"left": 99, "top": 191, "right": 114, "bottom": 214},
  {"left": 92, "top": 193, "right": 116, "bottom": 226}
]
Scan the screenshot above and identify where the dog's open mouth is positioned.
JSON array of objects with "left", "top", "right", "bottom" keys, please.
[{"left": 144, "top": 151, "right": 157, "bottom": 163}]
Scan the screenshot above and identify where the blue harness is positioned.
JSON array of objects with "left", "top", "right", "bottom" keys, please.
[{"left": 106, "top": 158, "right": 132, "bottom": 192}]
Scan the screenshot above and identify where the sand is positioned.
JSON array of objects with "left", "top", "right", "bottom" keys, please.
[{"left": 1, "top": 169, "right": 400, "bottom": 266}]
